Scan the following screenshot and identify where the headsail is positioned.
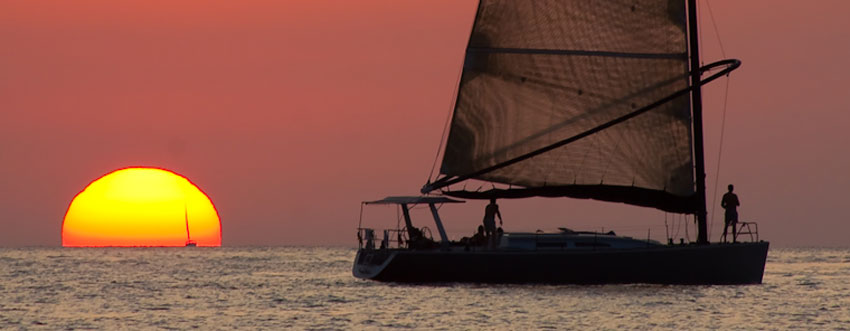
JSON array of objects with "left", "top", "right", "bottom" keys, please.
[{"left": 426, "top": 0, "right": 701, "bottom": 214}]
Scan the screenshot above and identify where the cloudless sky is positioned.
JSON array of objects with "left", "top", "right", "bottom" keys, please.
[{"left": 1, "top": 1, "right": 848, "bottom": 247}]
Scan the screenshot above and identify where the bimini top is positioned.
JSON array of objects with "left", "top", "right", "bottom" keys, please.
[{"left": 363, "top": 196, "right": 465, "bottom": 205}]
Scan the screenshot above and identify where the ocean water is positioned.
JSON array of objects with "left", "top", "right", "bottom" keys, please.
[{"left": 1, "top": 247, "right": 848, "bottom": 330}]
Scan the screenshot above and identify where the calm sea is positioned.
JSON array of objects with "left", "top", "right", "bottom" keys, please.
[{"left": 1, "top": 247, "right": 847, "bottom": 330}]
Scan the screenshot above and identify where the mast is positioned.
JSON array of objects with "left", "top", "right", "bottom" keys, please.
[
  {"left": 688, "top": 0, "right": 709, "bottom": 244},
  {"left": 184, "top": 203, "right": 192, "bottom": 242}
]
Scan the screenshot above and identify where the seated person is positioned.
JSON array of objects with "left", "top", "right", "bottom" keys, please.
[
  {"left": 470, "top": 225, "right": 487, "bottom": 246},
  {"left": 406, "top": 227, "right": 437, "bottom": 249}
]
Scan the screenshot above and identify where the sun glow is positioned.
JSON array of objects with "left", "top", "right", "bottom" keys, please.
[{"left": 62, "top": 167, "right": 221, "bottom": 247}]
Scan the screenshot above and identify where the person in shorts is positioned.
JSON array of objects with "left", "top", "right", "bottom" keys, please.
[
  {"left": 482, "top": 199, "right": 502, "bottom": 246},
  {"left": 721, "top": 184, "right": 740, "bottom": 243}
]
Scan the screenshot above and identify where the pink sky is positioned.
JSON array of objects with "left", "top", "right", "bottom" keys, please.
[{"left": 1, "top": 1, "right": 848, "bottom": 247}]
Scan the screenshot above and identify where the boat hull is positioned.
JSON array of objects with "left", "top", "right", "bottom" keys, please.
[{"left": 353, "top": 242, "right": 769, "bottom": 285}]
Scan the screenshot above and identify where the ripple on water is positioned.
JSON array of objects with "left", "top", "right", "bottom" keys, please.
[{"left": 1, "top": 247, "right": 849, "bottom": 329}]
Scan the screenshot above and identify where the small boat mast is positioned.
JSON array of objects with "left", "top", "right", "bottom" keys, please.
[{"left": 184, "top": 203, "right": 196, "bottom": 247}]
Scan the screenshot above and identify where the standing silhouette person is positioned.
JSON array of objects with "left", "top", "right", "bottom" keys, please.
[
  {"left": 721, "top": 184, "right": 740, "bottom": 243},
  {"left": 482, "top": 198, "right": 502, "bottom": 245}
]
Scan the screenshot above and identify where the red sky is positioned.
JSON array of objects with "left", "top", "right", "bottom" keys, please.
[{"left": 2, "top": 1, "right": 848, "bottom": 247}]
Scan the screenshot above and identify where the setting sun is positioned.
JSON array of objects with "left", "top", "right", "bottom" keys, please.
[{"left": 62, "top": 167, "right": 221, "bottom": 247}]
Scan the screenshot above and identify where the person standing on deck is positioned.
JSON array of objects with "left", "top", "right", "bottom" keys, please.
[
  {"left": 721, "top": 184, "right": 741, "bottom": 243},
  {"left": 483, "top": 198, "right": 502, "bottom": 246}
]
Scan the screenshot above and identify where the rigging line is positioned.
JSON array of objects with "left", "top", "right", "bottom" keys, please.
[
  {"left": 671, "top": 213, "right": 679, "bottom": 239},
  {"left": 704, "top": 0, "right": 727, "bottom": 58},
  {"left": 396, "top": 205, "right": 401, "bottom": 231},
  {"left": 677, "top": 214, "right": 683, "bottom": 239},
  {"left": 427, "top": 1, "right": 482, "bottom": 187},
  {"left": 697, "top": 0, "right": 703, "bottom": 65},
  {"left": 709, "top": 76, "right": 732, "bottom": 241},
  {"left": 427, "top": 65, "right": 464, "bottom": 184},
  {"left": 671, "top": 214, "right": 677, "bottom": 239}
]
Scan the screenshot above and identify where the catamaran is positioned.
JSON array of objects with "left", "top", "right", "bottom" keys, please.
[{"left": 353, "top": 0, "right": 768, "bottom": 284}]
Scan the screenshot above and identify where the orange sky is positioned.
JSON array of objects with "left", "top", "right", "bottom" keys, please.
[{"left": 1, "top": 1, "right": 849, "bottom": 247}]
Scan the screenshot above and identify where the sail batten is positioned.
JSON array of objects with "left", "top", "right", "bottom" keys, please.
[
  {"left": 435, "top": 0, "right": 696, "bottom": 212},
  {"left": 468, "top": 47, "right": 687, "bottom": 60}
]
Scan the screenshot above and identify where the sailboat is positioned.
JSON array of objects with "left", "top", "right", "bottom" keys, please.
[
  {"left": 353, "top": 0, "right": 768, "bottom": 284},
  {"left": 184, "top": 204, "right": 197, "bottom": 247}
]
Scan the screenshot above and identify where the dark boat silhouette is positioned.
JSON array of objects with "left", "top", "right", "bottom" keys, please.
[{"left": 353, "top": 0, "right": 768, "bottom": 284}]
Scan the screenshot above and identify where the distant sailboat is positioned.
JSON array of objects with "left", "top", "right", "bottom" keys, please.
[
  {"left": 184, "top": 204, "right": 197, "bottom": 247},
  {"left": 353, "top": 0, "right": 768, "bottom": 284}
]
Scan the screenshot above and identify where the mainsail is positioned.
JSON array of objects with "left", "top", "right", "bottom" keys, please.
[{"left": 425, "top": 0, "right": 702, "bottom": 213}]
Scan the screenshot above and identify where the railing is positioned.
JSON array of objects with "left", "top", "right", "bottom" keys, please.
[
  {"left": 357, "top": 227, "right": 437, "bottom": 250},
  {"left": 357, "top": 228, "right": 406, "bottom": 250},
  {"left": 720, "top": 221, "right": 760, "bottom": 243},
  {"left": 735, "top": 222, "right": 760, "bottom": 242}
]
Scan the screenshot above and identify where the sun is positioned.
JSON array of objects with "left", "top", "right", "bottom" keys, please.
[{"left": 62, "top": 167, "right": 222, "bottom": 247}]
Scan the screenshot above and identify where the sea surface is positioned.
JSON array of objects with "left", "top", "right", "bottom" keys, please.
[{"left": 1, "top": 247, "right": 848, "bottom": 330}]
